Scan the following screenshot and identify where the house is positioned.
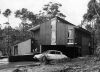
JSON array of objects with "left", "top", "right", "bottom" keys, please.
[{"left": 29, "top": 17, "right": 93, "bottom": 58}]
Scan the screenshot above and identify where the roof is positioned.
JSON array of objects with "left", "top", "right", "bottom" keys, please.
[
  {"left": 13, "top": 38, "right": 35, "bottom": 46},
  {"left": 75, "top": 26, "right": 91, "bottom": 35},
  {"left": 28, "top": 17, "right": 75, "bottom": 31},
  {"left": 56, "top": 17, "right": 75, "bottom": 26},
  {"left": 28, "top": 24, "right": 40, "bottom": 31}
]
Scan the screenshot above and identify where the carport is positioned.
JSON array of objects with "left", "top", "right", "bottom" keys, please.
[{"left": 41, "top": 45, "right": 79, "bottom": 58}]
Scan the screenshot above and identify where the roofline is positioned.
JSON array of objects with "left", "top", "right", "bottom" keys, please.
[
  {"left": 75, "top": 26, "right": 91, "bottom": 35},
  {"left": 28, "top": 17, "right": 76, "bottom": 31},
  {"left": 56, "top": 17, "right": 76, "bottom": 26},
  {"left": 13, "top": 38, "right": 33, "bottom": 46},
  {"left": 27, "top": 24, "right": 40, "bottom": 31}
]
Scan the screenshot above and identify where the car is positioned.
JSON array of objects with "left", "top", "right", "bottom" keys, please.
[{"left": 33, "top": 50, "right": 68, "bottom": 64}]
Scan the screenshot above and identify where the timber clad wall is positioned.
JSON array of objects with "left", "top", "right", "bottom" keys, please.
[
  {"left": 82, "top": 37, "right": 90, "bottom": 55},
  {"left": 12, "top": 39, "right": 32, "bottom": 56},
  {"left": 40, "top": 18, "right": 75, "bottom": 45},
  {"left": 56, "top": 20, "right": 67, "bottom": 45},
  {"left": 68, "top": 25, "right": 74, "bottom": 43},
  {"left": 56, "top": 20, "right": 75, "bottom": 45},
  {"left": 75, "top": 28, "right": 91, "bottom": 56},
  {"left": 40, "top": 21, "right": 51, "bottom": 45},
  {"left": 33, "top": 29, "right": 40, "bottom": 43}
]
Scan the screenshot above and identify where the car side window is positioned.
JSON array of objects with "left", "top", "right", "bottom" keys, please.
[
  {"left": 56, "top": 51, "right": 61, "bottom": 54},
  {"left": 49, "top": 51, "right": 56, "bottom": 54}
]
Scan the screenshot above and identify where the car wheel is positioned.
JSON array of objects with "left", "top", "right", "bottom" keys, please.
[{"left": 41, "top": 56, "right": 49, "bottom": 64}]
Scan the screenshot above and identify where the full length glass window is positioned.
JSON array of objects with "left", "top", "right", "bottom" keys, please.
[
  {"left": 68, "top": 29, "right": 74, "bottom": 43},
  {"left": 51, "top": 19, "right": 56, "bottom": 45}
]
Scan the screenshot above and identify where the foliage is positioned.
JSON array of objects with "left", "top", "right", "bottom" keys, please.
[
  {"left": 85, "top": 24, "right": 94, "bottom": 32},
  {"left": 15, "top": 8, "right": 29, "bottom": 22},
  {"left": 0, "top": 25, "right": 33, "bottom": 56},
  {"left": 3, "top": 9, "right": 12, "bottom": 26},
  {"left": 3, "top": 9, "right": 11, "bottom": 18},
  {"left": 14, "top": 2, "right": 66, "bottom": 26},
  {"left": 28, "top": 11, "right": 37, "bottom": 24},
  {"left": 42, "top": 2, "right": 66, "bottom": 19},
  {"left": 37, "top": 2, "right": 66, "bottom": 23},
  {"left": 83, "top": 0, "right": 99, "bottom": 32},
  {"left": 15, "top": 8, "right": 37, "bottom": 30},
  {"left": 83, "top": 0, "right": 100, "bottom": 55},
  {"left": 15, "top": 8, "right": 37, "bottom": 23}
]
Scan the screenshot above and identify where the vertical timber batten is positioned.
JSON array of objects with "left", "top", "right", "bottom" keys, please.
[
  {"left": 40, "top": 20, "right": 51, "bottom": 45},
  {"left": 51, "top": 18, "right": 57, "bottom": 45},
  {"left": 56, "top": 19, "right": 67, "bottom": 45}
]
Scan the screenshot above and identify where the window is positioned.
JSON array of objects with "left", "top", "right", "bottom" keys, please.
[
  {"left": 68, "top": 39, "right": 74, "bottom": 43},
  {"left": 51, "top": 19, "right": 56, "bottom": 45},
  {"left": 67, "top": 29, "right": 74, "bottom": 43},
  {"left": 68, "top": 29, "right": 73, "bottom": 38},
  {"left": 56, "top": 51, "right": 61, "bottom": 54},
  {"left": 49, "top": 51, "right": 56, "bottom": 54}
]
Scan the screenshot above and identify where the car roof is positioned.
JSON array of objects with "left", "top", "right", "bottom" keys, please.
[{"left": 47, "top": 50, "right": 61, "bottom": 52}]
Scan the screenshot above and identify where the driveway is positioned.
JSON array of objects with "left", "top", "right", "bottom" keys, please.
[{"left": 0, "top": 61, "right": 40, "bottom": 70}]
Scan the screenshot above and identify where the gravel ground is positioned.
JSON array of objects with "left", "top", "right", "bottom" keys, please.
[{"left": 1, "top": 56, "right": 100, "bottom": 72}]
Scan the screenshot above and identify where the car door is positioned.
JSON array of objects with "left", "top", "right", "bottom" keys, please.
[
  {"left": 47, "top": 51, "right": 57, "bottom": 59},
  {"left": 55, "top": 51, "right": 63, "bottom": 59}
]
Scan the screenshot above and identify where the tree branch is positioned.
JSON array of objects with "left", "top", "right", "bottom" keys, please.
[{"left": 93, "top": 0, "right": 100, "bottom": 17}]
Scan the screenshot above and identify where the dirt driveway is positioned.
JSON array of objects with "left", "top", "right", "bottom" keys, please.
[{"left": 1, "top": 56, "right": 100, "bottom": 72}]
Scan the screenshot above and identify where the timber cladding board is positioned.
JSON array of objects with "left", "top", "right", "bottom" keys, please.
[
  {"left": 40, "top": 21, "right": 51, "bottom": 45},
  {"left": 34, "top": 29, "right": 40, "bottom": 41},
  {"left": 65, "top": 24, "right": 68, "bottom": 44},
  {"left": 75, "top": 28, "right": 91, "bottom": 56},
  {"left": 56, "top": 20, "right": 75, "bottom": 45},
  {"left": 45, "top": 20, "right": 51, "bottom": 45},
  {"left": 40, "top": 22, "right": 46, "bottom": 45},
  {"left": 56, "top": 20, "right": 66, "bottom": 45},
  {"left": 74, "top": 29, "right": 82, "bottom": 46},
  {"left": 82, "top": 37, "right": 90, "bottom": 56}
]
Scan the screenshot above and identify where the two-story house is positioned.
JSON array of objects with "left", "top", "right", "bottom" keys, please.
[{"left": 29, "top": 17, "right": 92, "bottom": 58}]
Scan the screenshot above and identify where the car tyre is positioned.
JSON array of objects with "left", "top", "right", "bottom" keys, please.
[{"left": 41, "top": 56, "right": 49, "bottom": 65}]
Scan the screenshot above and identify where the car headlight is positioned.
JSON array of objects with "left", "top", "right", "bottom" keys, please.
[{"left": 33, "top": 56, "right": 36, "bottom": 59}]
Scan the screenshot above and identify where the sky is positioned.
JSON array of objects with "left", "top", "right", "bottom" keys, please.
[{"left": 0, "top": 0, "right": 90, "bottom": 28}]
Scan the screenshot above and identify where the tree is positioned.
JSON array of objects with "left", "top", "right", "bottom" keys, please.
[
  {"left": 42, "top": 2, "right": 66, "bottom": 19},
  {"left": 15, "top": 8, "right": 34, "bottom": 42},
  {"left": 28, "top": 11, "right": 37, "bottom": 25},
  {"left": 15, "top": 8, "right": 29, "bottom": 24},
  {"left": 37, "top": 2, "right": 66, "bottom": 23},
  {"left": 83, "top": 0, "right": 100, "bottom": 55},
  {"left": 3, "top": 9, "right": 12, "bottom": 25},
  {"left": 15, "top": 8, "right": 37, "bottom": 30},
  {"left": 2, "top": 9, "right": 12, "bottom": 56}
]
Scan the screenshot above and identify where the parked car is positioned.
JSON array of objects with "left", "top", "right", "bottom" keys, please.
[{"left": 33, "top": 50, "right": 68, "bottom": 64}]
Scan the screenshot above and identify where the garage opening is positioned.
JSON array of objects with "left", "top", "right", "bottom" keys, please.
[{"left": 41, "top": 45, "right": 79, "bottom": 58}]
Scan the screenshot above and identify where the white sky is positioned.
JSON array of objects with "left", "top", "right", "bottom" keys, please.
[{"left": 0, "top": 0, "right": 90, "bottom": 28}]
